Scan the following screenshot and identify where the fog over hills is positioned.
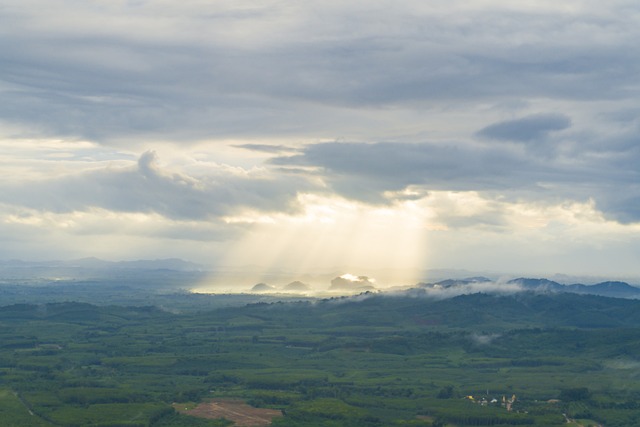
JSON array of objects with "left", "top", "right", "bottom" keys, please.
[
  {"left": 1, "top": 258, "right": 639, "bottom": 305},
  {"left": 413, "top": 277, "right": 640, "bottom": 300}
]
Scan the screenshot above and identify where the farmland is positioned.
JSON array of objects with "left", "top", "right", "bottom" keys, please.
[
  {"left": 175, "top": 399, "right": 282, "bottom": 426},
  {"left": 1, "top": 292, "right": 640, "bottom": 426}
]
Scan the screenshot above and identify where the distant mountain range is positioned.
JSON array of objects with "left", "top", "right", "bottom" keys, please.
[
  {"left": 417, "top": 276, "right": 640, "bottom": 299},
  {"left": 1, "top": 258, "right": 639, "bottom": 301},
  {"left": 0, "top": 257, "right": 204, "bottom": 272},
  {"left": 0, "top": 258, "right": 206, "bottom": 285},
  {"left": 506, "top": 278, "right": 640, "bottom": 298}
]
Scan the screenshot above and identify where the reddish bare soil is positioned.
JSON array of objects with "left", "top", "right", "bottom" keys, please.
[{"left": 175, "top": 399, "right": 282, "bottom": 426}]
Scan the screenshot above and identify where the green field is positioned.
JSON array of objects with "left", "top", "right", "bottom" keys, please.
[{"left": 1, "top": 292, "right": 640, "bottom": 425}]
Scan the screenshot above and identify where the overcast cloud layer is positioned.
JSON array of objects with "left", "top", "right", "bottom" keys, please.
[{"left": 1, "top": 0, "right": 639, "bottom": 279}]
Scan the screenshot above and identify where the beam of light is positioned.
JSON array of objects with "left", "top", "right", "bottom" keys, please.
[{"left": 196, "top": 193, "right": 430, "bottom": 293}]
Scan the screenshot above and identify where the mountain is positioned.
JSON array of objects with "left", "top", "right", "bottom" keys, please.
[
  {"left": 411, "top": 277, "right": 640, "bottom": 300},
  {"left": 62, "top": 257, "right": 205, "bottom": 271},
  {"left": 566, "top": 281, "right": 640, "bottom": 298},
  {"left": 283, "top": 281, "right": 311, "bottom": 292},
  {"left": 251, "top": 283, "right": 276, "bottom": 292},
  {"left": 508, "top": 278, "right": 640, "bottom": 298},
  {"left": 329, "top": 275, "right": 377, "bottom": 291},
  {"left": 0, "top": 257, "right": 204, "bottom": 271},
  {"left": 0, "top": 258, "right": 205, "bottom": 282},
  {"left": 507, "top": 278, "right": 565, "bottom": 292},
  {"left": 433, "top": 277, "right": 492, "bottom": 288}
]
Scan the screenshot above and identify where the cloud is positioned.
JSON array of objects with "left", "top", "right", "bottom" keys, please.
[
  {"left": 330, "top": 274, "right": 376, "bottom": 291},
  {"left": 0, "top": 151, "right": 311, "bottom": 220},
  {"left": 1, "top": 1, "right": 639, "bottom": 143},
  {"left": 234, "top": 144, "right": 300, "bottom": 154},
  {"left": 476, "top": 114, "right": 571, "bottom": 142},
  {"left": 600, "top": 191, "right": 640, "bottom": 224},
  {"left": 1, "top": 0, "right": 640, "bottom": 275},
  {"left": 272, "top": 141, "right": 542, "bottom": 198},
  {"left": 271, "top": 138, "right": 640, "bottom": 223},
  {"left": 392, "top": 280, "right": 524, "bottom": 300}
]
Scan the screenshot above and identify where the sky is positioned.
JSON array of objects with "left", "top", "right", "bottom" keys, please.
[{"left": 1, "top": 0, "right": 639, "bottom": 285}]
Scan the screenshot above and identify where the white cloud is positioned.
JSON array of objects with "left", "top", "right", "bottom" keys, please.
[{"left": 0, "top": 150, "right": 311, "bottom": 220}]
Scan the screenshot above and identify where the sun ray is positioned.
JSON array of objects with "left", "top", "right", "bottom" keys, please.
[{"left": 198, "top": 194, "right": 430, "bottom": 293}]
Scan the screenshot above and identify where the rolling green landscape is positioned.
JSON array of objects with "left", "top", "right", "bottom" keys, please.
[{"left": 2, "top": 287, "right": 640, "bottom": 426}]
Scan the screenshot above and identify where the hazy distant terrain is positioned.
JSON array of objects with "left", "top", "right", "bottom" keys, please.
[{"left": 2, "top": 258, "right": 639, "bottom": 304}]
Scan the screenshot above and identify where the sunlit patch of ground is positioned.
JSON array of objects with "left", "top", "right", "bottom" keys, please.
[{"left": 174, "top": 399, "right": 282, "bottom": 426}]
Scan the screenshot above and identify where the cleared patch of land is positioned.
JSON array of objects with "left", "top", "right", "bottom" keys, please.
[{"left": 175, "top": 399, "right": 282, "bottom": 426}]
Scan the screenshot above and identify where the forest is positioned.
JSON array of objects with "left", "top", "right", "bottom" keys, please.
[{"left": 2, "top": 289, "right": 640, "bottom": 426}]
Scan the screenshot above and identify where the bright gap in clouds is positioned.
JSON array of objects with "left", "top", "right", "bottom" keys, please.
[
  {"left": 195, "top": 189, "right": 640, "bottom": 293},
  {"left": 198, "top": 193, "right": 429, "bottom": 291}
]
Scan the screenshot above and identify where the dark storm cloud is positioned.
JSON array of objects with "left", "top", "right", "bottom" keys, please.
[
  {"left": 272, "top": 141, "right": 539, "bottom": 199},
  {"left": 476, "top": 114, "right": 571, "bottom": 142},
  {"left": 271, "top": 139, "right": 640, "bottom": 223}
]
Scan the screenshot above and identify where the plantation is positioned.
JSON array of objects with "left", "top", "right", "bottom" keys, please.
[{"left": 1, "top": 292, "right": 640, "bottom": 425}]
